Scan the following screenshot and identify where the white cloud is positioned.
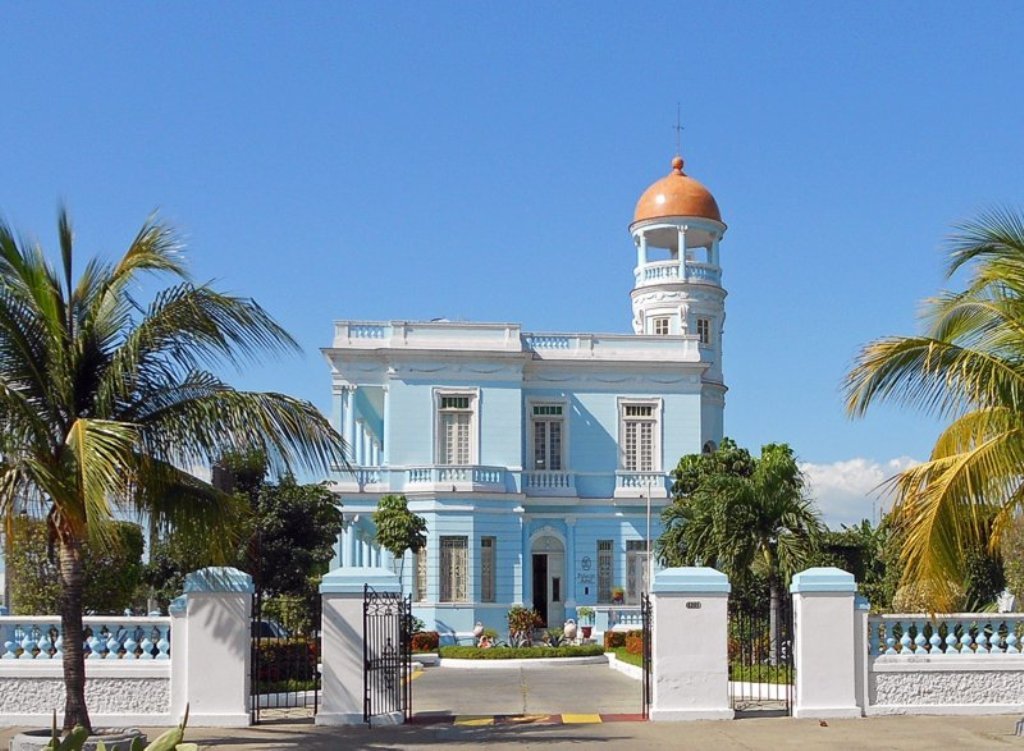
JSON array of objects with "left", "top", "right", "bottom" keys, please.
[{"left": 800, "top": 456, "right": 919, "bottom": 528}]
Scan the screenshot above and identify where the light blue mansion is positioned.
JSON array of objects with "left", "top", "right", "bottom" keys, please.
[{"left": 325, "top": 155, "right": 728, "bottom": 638}]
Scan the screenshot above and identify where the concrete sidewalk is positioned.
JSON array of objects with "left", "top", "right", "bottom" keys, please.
[{"left": 3, "top": 714, "right": 1022, "bottom": 750}]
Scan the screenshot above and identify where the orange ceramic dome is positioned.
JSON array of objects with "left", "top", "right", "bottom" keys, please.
[{"left": 633, "top": 156, "right": 722, "bottom": 224}]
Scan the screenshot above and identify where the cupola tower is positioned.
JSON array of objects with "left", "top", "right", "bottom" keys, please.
[{"left": 630, "top": 155, "right": 727, "bottom": 442}]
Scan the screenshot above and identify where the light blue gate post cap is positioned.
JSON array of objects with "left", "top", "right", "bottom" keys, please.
[
  {"left": 320, "top": 566, "right": 402, "bottom": 594},
  {"left": 652, "top": 566, "right": 731, "bottom": 594},
  {"left": 790, "top": 567, "right": 857, "bottom": 594},
  {"left": 183, "top": 566, "right": 255, "bottom": 593}
]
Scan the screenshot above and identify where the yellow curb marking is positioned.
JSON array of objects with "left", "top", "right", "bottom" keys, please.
[
  {"left": 408, "top": 668, "right": 425, "bottom": 682},
  {"left": 561, "top": 713, "right": 602, "bottom": 724},
  {"left": 454, "top": 716, "right": 495, "bottom": 726}
]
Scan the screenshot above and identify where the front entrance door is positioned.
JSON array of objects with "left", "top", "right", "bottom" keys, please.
[
  {"left": 531, "top": 535, "right": 565, "bottom": 628},
  {"left": 532, "top": 554, "right": 548, "bottom": 625}
]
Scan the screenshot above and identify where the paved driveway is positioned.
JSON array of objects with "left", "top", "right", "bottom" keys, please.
[{"left": 411, "top": 662, "right": 642, "bottom": 717}]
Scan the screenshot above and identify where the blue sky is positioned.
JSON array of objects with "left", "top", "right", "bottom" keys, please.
[{"left": 2, "top": 2, "right": 1022, "bottom": 523}]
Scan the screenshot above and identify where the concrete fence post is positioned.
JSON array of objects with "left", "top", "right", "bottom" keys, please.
[
  {"left": 790, "top": 567, "right": 862, "bottom": 719},
  {"left": 316, "top": 566, "right": 403, "bottom": 726},
  {"left": 171, "top": 566, "right": 254, "bottom": 727},
  {"left": 649, "top": 566, "right": 733, "bottom": 721}
]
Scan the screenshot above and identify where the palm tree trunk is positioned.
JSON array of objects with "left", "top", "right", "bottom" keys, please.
[
  {"left": 769, "top": 579, "right": 779, "bottom": 667},
  {"left": 58, "top": 537, "right": 92, "bottom": 732}
]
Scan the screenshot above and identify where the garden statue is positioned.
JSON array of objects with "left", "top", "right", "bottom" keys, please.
[{"left": 998, "top": 589, "right": 1017, "bottom": 613}]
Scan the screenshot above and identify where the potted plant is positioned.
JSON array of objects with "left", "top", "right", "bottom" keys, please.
[{"left": 577, "top": 606, "right": 595, "bottom": 640}]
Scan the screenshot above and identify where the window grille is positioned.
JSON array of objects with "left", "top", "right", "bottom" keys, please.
[
  {"left": 481, "top": 537, "right": 496, "bottom": 603},
  {"left": 439, "top": 536, "right": 468, "bottom": 602},
  {"left": 654, "top": 317, "right": 669, "bottom": 335},
  {"left": 597, "top": 540, "right": 613, "bottom": 603}
]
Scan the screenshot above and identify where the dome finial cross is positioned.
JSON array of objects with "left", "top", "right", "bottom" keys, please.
[{"left": 674, "top": 102, "right": 684, "bottom": 157}]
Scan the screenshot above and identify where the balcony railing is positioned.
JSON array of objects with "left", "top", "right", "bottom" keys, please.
[
  {"left": 404, "top": 465, "right": 507, "bottom": 490},
  {"left": 614, "top": 471, "right": 669, "bottom": 498},
  {"left": 523, "top": 470, "right": 576, "bottom": 496},
  {"left": 634, "top": 260, "right": 721, "bottom": 288}
]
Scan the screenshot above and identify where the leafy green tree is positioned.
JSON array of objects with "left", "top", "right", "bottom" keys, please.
[
  {"left": 659, "top": 437, "right": 755, "bottom": 566},
  {"left": 373, "top": 494, "right": 427, "bottom": 578},
  {"left": 659, "top": 442, "right": 822, "bottom": 659},
  {"left": 844, "top": 209, "right": 1024, "bottom": 610},
  {"left": 0, "top": 211, "right": 345, "bottom": 731},
  {"left": 8, "top": 517, "right": 144, "bottom": 615},
  {"left": 807, "top": 517, "right": 899, "bottom": 611},
  {"left": 145, "top": 474, "right": 343, "bottom": 624}
]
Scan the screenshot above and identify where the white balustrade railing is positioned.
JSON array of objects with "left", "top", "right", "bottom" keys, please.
[
  {"left": 868, "top": 614, "right": 1024, "bottom": 657},
  {"left": 687, "top": 262, "right": 722, "bottom": 284},
  {"left": 616, "top": 471, "right": 668, "bottom": 491},
  {"left": 634, "top": 260, "right": 722, "bottom": 287},
  {"left": 0, "top": 616, "right": 171, "bottom": 661},
  {"left": 404, "top": 465, "right": 506, "bottom": 486},
  {"left": 523, "top": 470, "right": 575, "bottom": 492}
]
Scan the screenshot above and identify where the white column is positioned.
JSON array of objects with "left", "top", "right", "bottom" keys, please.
[
  {"left": 790, "top": 567, "right": 862, "bottom": 719},
  {"left": 710, "top": 236, "right": 721, "bottom": 268},
  {"left": 650, "top": 567, "right": 733, "bottom": 721},
  {"left": 343, "top": 387, "right": 356, "bottom": 463},
  {"left": 354, "top": 420, "right": 365, "bottom": 466},
  {"left": 678, "top": 227, "right": 688, "bottom": 281},
  {"left": 342, "top": 523, "right": 355, "bottom": 568},
  {"left": 318, "top": 566, "right": 404, "bottom": 726},
  {"left": 382, "top": 385, "right": 391, "bottom": 465},
  {"left": 636, "top": 232, "right": 648, "bottom": 268},
  {"left": 172, "top": 567, "right": 253, "bottom": 727}
]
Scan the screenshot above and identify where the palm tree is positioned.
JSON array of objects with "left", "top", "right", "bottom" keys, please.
[
  {"left": 844, "top": 209, "right": 1024, "bottom": 611},
  {"left": 660, "top": 442, "right": 822, "bottom": 660},
  {"left": 0, "top": 210, "right": 346, "bottom": 731}
]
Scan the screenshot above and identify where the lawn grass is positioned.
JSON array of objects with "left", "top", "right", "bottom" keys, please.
[
  {"left": 609, "top": 647, "right": 642, "bottom": 667},
  {"left": 729, "top": 662, "right": 793, "bottom": 685}
]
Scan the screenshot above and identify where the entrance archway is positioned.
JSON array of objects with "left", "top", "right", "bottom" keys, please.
[{"left": 530, "top": 534, "right": 565, "bottom": 627}]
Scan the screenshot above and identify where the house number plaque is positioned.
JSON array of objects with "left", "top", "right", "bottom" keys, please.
[{"left": 685, "top": 601, "right": 701, "bottom": 609}]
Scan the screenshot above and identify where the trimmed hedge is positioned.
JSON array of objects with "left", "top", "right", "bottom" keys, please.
[
  {"left": 411, "top": 631, "right": 439, "bottom": 653},
  {"left": 439, "top": 644, "right": 605, "bottom": 660}
]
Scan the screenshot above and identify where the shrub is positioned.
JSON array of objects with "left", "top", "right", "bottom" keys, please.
[
  {"left": 255, "top": 638, "right": 318, "bottom": 685},
  {"left": 625, "top": 631, "right": 643, "bottom": 655},
  {"left": 604, "top": 631, "right": 626, "bottom": 649},
  {"left": 439, "top": 644, "right": 604, "bottom": 660},
  {"left": 603, "top": 629, "right": 643, "bottom": 651},
  {"left": 507, "top": 606, "right": 542, "bottom": 633},
  {"left": 411, "top": 631, "right": 439, "bottom": 652}
]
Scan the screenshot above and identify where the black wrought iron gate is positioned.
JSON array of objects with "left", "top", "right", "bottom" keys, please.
[
  {"left": 728, "top": 594, "right": 794, "bottom": 716},
  {"left": 641, "top": 591, "right": 652, "bottom": 718},
  {"left": 363, "top": 584, "right": 412, "bottom": 725},
  {"left": 250, "top": 587, "right": 321, "bottom": 724}
]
